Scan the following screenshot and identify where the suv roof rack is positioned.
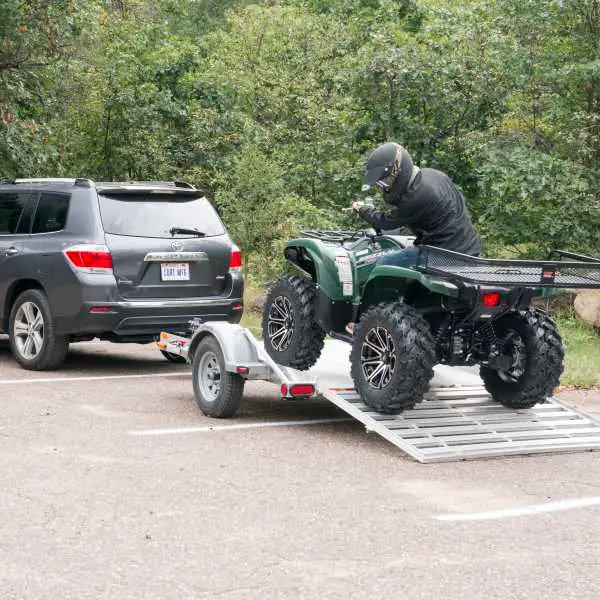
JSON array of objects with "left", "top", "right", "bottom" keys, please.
[
  {"left": 0, "top": 178, "right": 197, "bottom": 191},
  {"left": 0, "top": 178, "right": 94, "bottom": 187},
  {"left": 95, "top": 180, "right": 197, "bottom": 189}
]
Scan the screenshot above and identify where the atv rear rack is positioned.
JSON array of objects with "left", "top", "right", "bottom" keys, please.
[{"left": 416, "top": 246, "right": 600, "bottom": 288}]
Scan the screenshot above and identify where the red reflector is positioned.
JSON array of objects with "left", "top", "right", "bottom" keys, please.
[
  {"left": 89, "top": 306, "right": 112, "bottom": 314},
  {"left": 280, "top": 383, "right": 288, "bottom": 396},
  {"left": 65, "top": 246, "right": 113, "bottom": 271},
  {"left": 236, "top": 366, "right": 249, "bottom": 375},
  {"left": 232, "top": 303, "right": 243, "bottom": 311},
  {"left": 481, "top": 292, "right": 501, "bottom": 308},
  {"left": 290, "top": 384, "right": 315, "bottom": 397},
  {"left": 229, "top": 246, "right": 242, "bottom": 269}
]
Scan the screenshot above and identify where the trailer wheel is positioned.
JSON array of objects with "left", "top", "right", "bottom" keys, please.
[{"left": 192, "top": 335, "right": 245, "bottom": 418}]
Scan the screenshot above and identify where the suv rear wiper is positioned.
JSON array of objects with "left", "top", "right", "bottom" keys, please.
[{"left": 169, "top": 227, "right": 206, "bottom": 237}]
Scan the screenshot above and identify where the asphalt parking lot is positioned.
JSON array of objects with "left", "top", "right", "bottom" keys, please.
[{"left": 1, "top": 336, "right": 599, "bottom": 600}]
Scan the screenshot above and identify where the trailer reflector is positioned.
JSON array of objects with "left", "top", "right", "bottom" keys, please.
[{"left": 290, "top": 384, "right": 316, "bottom": 397}]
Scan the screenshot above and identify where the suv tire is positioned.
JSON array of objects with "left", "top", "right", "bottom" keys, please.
[{"left": 9, "top": 289, "right": 70, "bottom": 371}]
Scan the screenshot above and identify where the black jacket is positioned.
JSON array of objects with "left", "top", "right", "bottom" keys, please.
[{"left": 359, "top": 167, "right": 481, "bottom": 256}]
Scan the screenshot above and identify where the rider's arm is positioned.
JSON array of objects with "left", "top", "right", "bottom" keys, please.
[{"left": 357, "top": 204, "right": 406, "bottom": 230}]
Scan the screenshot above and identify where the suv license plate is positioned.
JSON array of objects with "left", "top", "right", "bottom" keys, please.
[{"left": 161, "top": 263, "right": 190, "bottom": 281}]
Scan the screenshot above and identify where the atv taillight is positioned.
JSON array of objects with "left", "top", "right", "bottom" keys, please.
[
  {"left": 64, "top": 245, "right": 113, "bottom": 273},
  {"left": 229, "top": 245, "right": 243, "bottom": 272},
  {"left": 481, "top": 292, "right": 501, "bottom": 308}
]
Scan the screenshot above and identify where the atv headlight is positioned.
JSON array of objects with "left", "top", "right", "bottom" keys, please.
[{"left": 335, "top": 251, "right": 353, "bottom": 297}]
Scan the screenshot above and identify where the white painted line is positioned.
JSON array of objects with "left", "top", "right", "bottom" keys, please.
[
  {"left": 436, "top": 496, "right": 600, "bottom": 522},
  {"left": 0, "top": 372, "right": 191, "bottom": 385},
  {"left": 130, "top": 417, "right": 352, "bottom": 436}
]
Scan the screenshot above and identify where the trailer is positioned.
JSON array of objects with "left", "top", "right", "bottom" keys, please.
[{"left": 158, "top": 320, "right": 600, "bottom": 463}]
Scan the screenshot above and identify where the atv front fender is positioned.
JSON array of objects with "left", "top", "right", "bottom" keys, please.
[{"left": 284, "top": 240, "right": 348, "bottom": 301}]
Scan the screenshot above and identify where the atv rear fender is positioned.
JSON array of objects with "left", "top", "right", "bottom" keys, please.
[{"left": 362, "top": 265, "right": 460, "bottom": 303}]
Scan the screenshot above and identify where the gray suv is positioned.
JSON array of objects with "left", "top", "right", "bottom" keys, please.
[{"left": 0, "top": 178, "right": 244, "bottom": 370}]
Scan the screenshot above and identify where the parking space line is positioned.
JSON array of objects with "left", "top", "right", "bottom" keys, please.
[
  {"left": 129, "top": 417, "right": 353, "bottom": 436},
  {"left": 435, "top": 497, "right": 600, "bottom": 522},
  {"left": 0, "top": 372, "right": 191, "bottom": 385}
]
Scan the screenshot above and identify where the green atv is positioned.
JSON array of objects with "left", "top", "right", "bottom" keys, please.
[{"left": 262, "top": 227, "right": 600, "bottom": 414}]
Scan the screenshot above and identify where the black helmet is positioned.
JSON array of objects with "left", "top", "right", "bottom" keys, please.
[{"left": 362, "top": 142, "right": 414, "bottom": 196}]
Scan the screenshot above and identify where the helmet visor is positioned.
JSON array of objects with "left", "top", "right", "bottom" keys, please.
[{"left": 362, "top": 164, "right": 391, "bottom": 192}]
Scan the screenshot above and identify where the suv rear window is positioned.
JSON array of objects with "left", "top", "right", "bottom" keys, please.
[{"left": 98, "top": 194, "right": 226, "bottom": 239}]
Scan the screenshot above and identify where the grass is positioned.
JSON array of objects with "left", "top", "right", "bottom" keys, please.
[
  {"left": 240, "top": 284, "right": 264, "bottom": 337},
  {"left": 240, "top": 310, "right": 262, "bottom": 337},
  {"left": 554, "top": 312, "right": 600, "bottom": 389},
  {"left": 240, "top": 284, "right": 600, "bottom": 388}
]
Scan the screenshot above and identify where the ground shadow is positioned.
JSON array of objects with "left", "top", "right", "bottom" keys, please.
[{"left": 0, "top": 337, "right": 188, "bottom": 376}]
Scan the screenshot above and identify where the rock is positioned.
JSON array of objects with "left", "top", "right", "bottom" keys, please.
[
  {"left": 533, "top": 290, "right": 577, "bottom": 314},
  {"left": 574, "top": 290, "right": 600, "bottom": 329}
]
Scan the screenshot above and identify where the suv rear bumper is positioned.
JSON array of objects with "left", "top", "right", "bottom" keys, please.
[{"left": 63, "top": 297, "right": 244, "bottom": 340}]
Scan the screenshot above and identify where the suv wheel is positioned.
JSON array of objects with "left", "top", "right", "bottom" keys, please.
[{"left": 9, "top": 289, "right": 70, "bottom": 370}]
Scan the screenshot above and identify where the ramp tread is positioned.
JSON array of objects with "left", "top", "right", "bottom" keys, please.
[{"left": 321, "top": 387, "right": 600, "bottom": 463}]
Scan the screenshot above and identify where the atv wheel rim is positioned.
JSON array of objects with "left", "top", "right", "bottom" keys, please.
[
  {"left": 497, "top": 330, "right": 526, "bottom": 383},
  {"left": 198, "top": 351, "right": 221, "bottom": 402},
  {"left": 361, "top": 326, "right": 397, "bottom": 389},
  {"left": 268, "top": 296, "right": 294, "bottom": 352},
  {"left": 14, "top": 301, "right": 45, "bottom": 360}
]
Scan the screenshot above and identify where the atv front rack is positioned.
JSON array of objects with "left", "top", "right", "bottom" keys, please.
[
  {"left": 416, "top": 246, "right": 600, "bottom": 288},
  {"left": 302, "top": 229, "right": 370, "bottom": 243}
]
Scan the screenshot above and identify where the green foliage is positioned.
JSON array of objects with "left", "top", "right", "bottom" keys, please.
[
  {"left": 1, "top": 0, "right": 599, "bottom": 272},
  {"left": 215, "top": 144, "right": 336, "bottom": 284},
  {"left": 555, "top": 311, "right": 600, "bottom": 388},
  {"left": 473, "top": 143, "right": 600, "bottom": 257}
]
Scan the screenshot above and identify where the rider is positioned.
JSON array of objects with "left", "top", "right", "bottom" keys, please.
[
  {"left": 353, "top": 142, "right": 481, "bottom": 266},
  {"left": 344, "top": 142, "right": 481, "bottom": 335}
]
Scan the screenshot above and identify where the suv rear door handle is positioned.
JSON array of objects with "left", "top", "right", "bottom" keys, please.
[{"left": 5, "top": 246, "right": 19, "bottom": 256}]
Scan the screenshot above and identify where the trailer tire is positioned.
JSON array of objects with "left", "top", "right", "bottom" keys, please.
[
  {"left": 192, "top": 335, "right": 245, "bottom": 418},
  {"left": 481, "top": 310, "right": 564, "bottom": 409}
]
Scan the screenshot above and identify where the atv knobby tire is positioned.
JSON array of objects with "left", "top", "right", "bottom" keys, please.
[
  {"left": 481, "top": 309, "right": 564, "bottom": 410},
  {"left": 262, "top": 275, "right": 325, "bottom": 371},
  {"left": 350, "top": 302, "right": 436, "bottom": 414}
]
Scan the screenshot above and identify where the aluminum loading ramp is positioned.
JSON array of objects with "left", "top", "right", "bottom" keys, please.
[{"left": 322, "top": 386, "right": 600, "bottom": 463}]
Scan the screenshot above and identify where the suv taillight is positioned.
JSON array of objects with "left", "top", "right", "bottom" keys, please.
[
  {"left": 64, "top": 245, "right": 113, "bottom": 274},
  {"left": 229, "top": 245, "right": 242, "bottom": 273}
]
